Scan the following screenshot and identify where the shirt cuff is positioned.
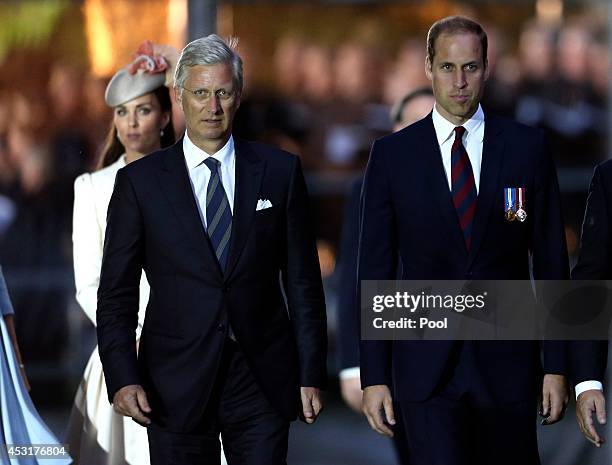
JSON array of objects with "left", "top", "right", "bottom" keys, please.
[
  {"left": 339, "top": 366, "right": 360, "bottom": 380},
  {"left": 575, "top": 381, "right": 603, "bottom": 400}
]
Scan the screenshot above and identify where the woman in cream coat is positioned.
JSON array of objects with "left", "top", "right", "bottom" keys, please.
[{"left": 67, "top": 43, "right": 175, "bottom": 465}]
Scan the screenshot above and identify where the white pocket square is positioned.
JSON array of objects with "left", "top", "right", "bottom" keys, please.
[{"left": 256, "top": 199, "right": 273, "bottom": 211}]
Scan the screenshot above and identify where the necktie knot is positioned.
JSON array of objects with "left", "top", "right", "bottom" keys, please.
[
  {"left": 204, "top": 157, "right": 220, "bottom": 173},
  {"left": 454, "top": 126, "right": 466, "bottom": 140}
]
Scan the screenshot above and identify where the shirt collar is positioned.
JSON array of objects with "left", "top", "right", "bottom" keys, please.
[
  {"left": 183, "top": 132, "right": 235, "bottom": 170},
  {"left": 431, "top": 104, "right": 485, "bottom": 145}
]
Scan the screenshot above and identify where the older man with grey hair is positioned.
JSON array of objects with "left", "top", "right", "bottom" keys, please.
[{"left": 97, "top": 34, "right": 327, "bottom": 465}]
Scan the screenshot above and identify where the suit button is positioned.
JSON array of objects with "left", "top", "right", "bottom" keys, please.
[
  {"left": 223, "top": 285, "right": 230, "bottom": 293},
  {"left": 217, "top": 323, "right": 225, "bottom": 332}
]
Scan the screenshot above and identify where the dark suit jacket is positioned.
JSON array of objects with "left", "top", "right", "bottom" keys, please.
[
  {"left": 570, "top": 160, "right": 611, "bottom": 383},
  {"left": 97, "top": 138, "right": 327, "bottom": 432},
  {"left": 358, "top": 112, "right": 569, "bottom": 404},
  {"left": 337, "top": 179, "right": 363, "bottom": 371}
]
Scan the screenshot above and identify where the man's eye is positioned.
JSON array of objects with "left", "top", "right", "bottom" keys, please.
[
  {"left": 441, "top": 64, "right": 452, "bottom": 71},
  {"left": 465, "top": 64, "right": 477, "bottom": 71},
  {"left": 194, "top": 89, "right": 205, "bottom": 96},
  {"left": 217, "top": 90, "right": 227, "bottom": 97},
  {"left": 116, "top": 109, "right": 126, "bottom": 116}
]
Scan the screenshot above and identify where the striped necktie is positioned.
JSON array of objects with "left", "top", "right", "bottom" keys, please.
[
  {"left": 451, "top": 126, "right": 477, "bottom": 250},
  {"left": 203, "top": 158, "right": 232, "bottom": 271}
]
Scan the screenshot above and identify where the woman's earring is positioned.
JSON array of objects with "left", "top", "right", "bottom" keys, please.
[{"left": 160, "top": 128, "right": 165, "bottom": 137}]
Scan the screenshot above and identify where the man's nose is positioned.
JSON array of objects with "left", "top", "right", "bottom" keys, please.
[
  {"left": 207, "top": 95, "right": 221, "bottom": 113},
  {"left": 454, "top": 70, "right": 467, "bottom": 88}
]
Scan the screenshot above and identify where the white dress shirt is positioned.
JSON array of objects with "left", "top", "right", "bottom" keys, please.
[
  {"left": 342, "top": 108, "right": 602, "bottom": 398},
  {"left": 183, "top": 132, "right": 236, "bottom": 229},
  {"left": 432, "top": 104, "right": 484, "bottom": 193}
]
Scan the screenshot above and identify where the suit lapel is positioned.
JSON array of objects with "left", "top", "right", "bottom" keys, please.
[
  {"left": 467, "top": 114, "right": 505, "bottom": 268},
  {"left": 224, "top": 139, "right": 265, "bottom": 280},
  {"left": 157, "top": 140, "right": 222, "bottom": 275},
  {"left": 420, "top": 116, "right": 466, "bottom": 253}
]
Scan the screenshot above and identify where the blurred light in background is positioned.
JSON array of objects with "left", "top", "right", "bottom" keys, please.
[
  {"left": 536, "top": 0, "right": 564, "bottom": 25},
  {"left": 84, "top": 0, "right": 186, "bottom": 78},
  {"left": 0, "top": 0, "right": 69, "bottom": 62}
]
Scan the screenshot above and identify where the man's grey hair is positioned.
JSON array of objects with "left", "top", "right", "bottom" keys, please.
[{"left": 174, "top": 34, "right": 243, "bottom": 95}]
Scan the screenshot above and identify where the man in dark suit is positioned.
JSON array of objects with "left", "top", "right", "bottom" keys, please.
[
  {"left": 359, "top": 16, "right": 575, "bottom": 465},
  {"left": 97, "top": 35, "right": 327, "bottom": 465},
  {"left": 571, "top": 160, "right": 611, "bottom": 448}
]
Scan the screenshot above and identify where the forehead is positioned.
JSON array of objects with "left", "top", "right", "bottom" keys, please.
[
  {"left": 433, "top": 32, "right": 483, "bottom": 62},
  {"left": 185, "top": 63, "right": 234, "bottom": 87},
  {"left": 117, "top": 92, "right": 157, "bottom": 108}
]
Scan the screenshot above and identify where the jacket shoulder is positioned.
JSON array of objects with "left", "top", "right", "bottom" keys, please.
[
  {"left": 487, "top": 114, "right": 543, "bottom": 141},
  {"left": 240, "top": 139, "right": 299, "bottom": 166},
  {"left": 596, "top": 159, "right": 612, "bottom": 179},
  {"left": 121, "top": 144, "right": 177, "bottom": 179}
]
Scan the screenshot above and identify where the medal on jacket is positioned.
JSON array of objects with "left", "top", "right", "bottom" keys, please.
[
  {"left": 504, "top": 187, "right": 516, "bottom": 221},
  {"left": 516, "top": 187, "right": 527, "bottom": 223}
]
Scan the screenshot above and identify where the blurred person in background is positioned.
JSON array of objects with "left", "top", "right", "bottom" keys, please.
[
  {"left": 480, "top": 23, "right": 519, "bottom": 118},
  {"left": 515, "top": 20, "right": 556, "bottom": 130},
  {"left": 67, "top": 41, "right": 176, "bottom": 465},
  {"left": 47, "top": 62, "right": 91, "bottom": 180},
  {"left": 546, "top": 18, "right": 602, "bottom": 166},
  {"left": 336, "top": 87, "right": 434, "bottom": 465},
  {"left": 382, "top": 39, "right": 429, "bottom": 107},
  {"left": 0, "top": 264, "right": 72, "bottom": 464},
  {"left": 0, "top": 115, "right": 72, "bottom": 366}
]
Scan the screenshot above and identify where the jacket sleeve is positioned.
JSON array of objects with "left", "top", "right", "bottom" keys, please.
[
  {"left": 281, "top": 155, "right": 328, "bottom": 388},
  {"left": 530, "top": 132, "right": 570, "bottom": 376},
  {"left": 73, "top": 174, "right": 104, "bottom": 326},
  {"left": 358, "top": 140, "right": 396, "bottom": 388},
  {"left": 97, "top": 168, "right": 144, "bottom": 402},
  {"left": 570, "top": 164, "right": 610, "bottom": 383}
]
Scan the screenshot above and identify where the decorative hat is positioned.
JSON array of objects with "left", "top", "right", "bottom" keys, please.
[{"left": 104, "top": 40, "right": 178, "bottom": 107}]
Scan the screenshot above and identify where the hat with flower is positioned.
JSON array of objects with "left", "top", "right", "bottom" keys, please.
[{"left": 104, "top": 41, "right": 179, "bottom": 107}]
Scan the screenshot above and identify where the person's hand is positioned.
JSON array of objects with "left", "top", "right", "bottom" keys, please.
[
  {"left": 362, "top": 385, "right": 395, "bottom": 437},
  {"left": 340, "top": 375, "right": 363, "bottom": 413},
  {"left": 300, "top": 387, "right": 323, "bottom": 424},
  {"left": 540, "top": 374, "right": 568, "bottom": 425},
  {"left": 18, "top": 363, "right": 31, "bottom": 392},
  {"left": 113, "top": 384, "right": 152, "bottom": 426},
  {"left": 576, "top": 389, "right": 606, "bottom": 447}
]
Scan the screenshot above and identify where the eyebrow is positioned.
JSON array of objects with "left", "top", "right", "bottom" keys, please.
[
  {"left": 116, "top": 103, "right": 152, "bottom": 110},
  {"left": 438, "top": 61, "right": 480, "bottom": 67}
]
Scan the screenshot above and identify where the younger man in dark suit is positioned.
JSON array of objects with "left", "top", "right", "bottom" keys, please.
[{"left": 359, "top": 16, "right": 572, "bottom": 465}]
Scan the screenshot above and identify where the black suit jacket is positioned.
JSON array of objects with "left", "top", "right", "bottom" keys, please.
[
  {"left": 571, "top": 160, "right": 611, "bottom": 383},
  {"left": 358, "top": 112, "right": 569, "bottom": 404},
  {"left": 97, "top": 138, "right": 327, "bottom": 432}
]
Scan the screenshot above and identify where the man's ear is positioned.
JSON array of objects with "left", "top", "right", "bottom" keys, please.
[
  {"left": 425, "top": 57, "right": 433, "bottom": 81},
  {"left": 174, "top": 86, "right": 183, "bottom": 110}
]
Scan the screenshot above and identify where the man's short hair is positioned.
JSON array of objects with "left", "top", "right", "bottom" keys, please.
[
  {"left": 426, "top": 16, "right": 488, "bottom": 68},
  {"left": 174, "top": 34, "right": 243, "bottom": 94}
]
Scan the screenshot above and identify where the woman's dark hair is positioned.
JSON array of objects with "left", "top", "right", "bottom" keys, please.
[{"left": 96, "top": 85, "right": 175, "bottom": 170}]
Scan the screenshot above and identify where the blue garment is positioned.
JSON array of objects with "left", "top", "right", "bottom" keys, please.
[{"left": 0, "top": 266, "right": 72, "bottom": 464}]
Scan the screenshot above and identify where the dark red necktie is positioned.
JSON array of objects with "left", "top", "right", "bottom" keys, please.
[{"left": 451, "top": 126, "right": 477, "bottom": 250}]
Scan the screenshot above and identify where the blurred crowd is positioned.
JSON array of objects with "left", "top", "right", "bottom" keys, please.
[{"left": 0, "top": 10, "right": 607, "bottom": 379}]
